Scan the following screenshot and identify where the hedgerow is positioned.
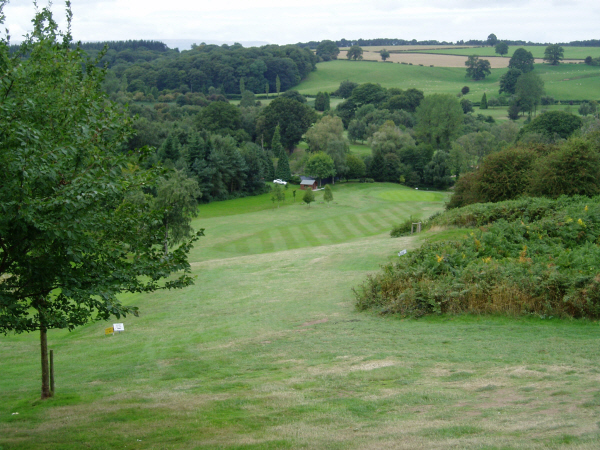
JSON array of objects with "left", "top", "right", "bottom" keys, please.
[{"left": 356, "top": 196, "right": 600, "bottom": 318}]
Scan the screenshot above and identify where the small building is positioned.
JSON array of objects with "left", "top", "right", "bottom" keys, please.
[{"left": 300, "top": 179, "right": 317, "bottom": 190}]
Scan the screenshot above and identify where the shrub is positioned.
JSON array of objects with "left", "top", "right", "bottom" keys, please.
[{"left": 356, "top": 196, "right": 600, "bottom": 319}]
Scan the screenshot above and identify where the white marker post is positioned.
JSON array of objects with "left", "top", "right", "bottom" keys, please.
[
  {"left": 113, "top": 323, "right": 124, "bottom": 333},
  {"left": 398, "top": 249, "right": 407, "bottom": 256}
]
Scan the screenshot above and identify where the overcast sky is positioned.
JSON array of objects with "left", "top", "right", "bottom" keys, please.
[{"left": 3, "top": 0, "right": 599, "bottom": 48}]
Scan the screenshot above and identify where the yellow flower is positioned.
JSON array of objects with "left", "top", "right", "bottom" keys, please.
[
  {"left": 585, "top": 205, "right": 589, "bottom": 212},
  {"left": 436, "top": 254, "right": 444, "bottom": 263},
  {"left": 482, "top": 257, "right": 492, "bottom": 263},
  {"left": 578, "top": 218, "right": 585, "bottom": 227},
  {"left": 566, "top": 217, "right": 573, "bottom": 223}
]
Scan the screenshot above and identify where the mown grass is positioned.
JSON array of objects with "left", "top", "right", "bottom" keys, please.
[
  {"left": 296, "top": 60, "right": 600, "bottom": 101},
  {"left": 2, "top": 184, "right": 600, "bottom": 449}
]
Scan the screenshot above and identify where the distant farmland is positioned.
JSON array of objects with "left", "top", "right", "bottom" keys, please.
[{"left": 295, "top": 59, "right": 600, "bottom": 101}]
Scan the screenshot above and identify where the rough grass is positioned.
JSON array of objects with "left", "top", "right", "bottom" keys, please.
[{"left": 2, "top": 185, "right": 600, "bottom": 449}]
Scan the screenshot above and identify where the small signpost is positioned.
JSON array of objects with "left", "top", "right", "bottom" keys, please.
[
  {"left": 113, "top": 323, "right": 124, "bottom": 333},
  {"left": 398, "top": 249, "right": 407, "bottom": 257},
  {"left": 105, "top": 326, "right": 114, "bottom": 336}
]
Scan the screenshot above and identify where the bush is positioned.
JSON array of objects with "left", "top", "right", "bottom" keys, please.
[
  {"left": 355, "top": 196, "right": 600, "bottom": 319},
  {"left": 390, "top": 216, "right": 416, "bottom": 237}
]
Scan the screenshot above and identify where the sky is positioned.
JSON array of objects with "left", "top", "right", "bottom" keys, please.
[{"left": 2, "top": 0, "right": 599, "bottom": 48}]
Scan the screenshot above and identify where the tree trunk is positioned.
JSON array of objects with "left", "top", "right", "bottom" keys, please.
[
  {"left": 40, "top": 326, "right": 52, "bottom": 399},
  {"left": 164, "top": 221, "right": 169, "bottom": 256}
]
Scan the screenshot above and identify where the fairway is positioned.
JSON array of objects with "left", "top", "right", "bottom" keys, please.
[
  {"left": 296, "top": 59, "right": 600, "bottom": 101},
  {"left": 3, "top": 184, "right": 600, "bottom": 449}
]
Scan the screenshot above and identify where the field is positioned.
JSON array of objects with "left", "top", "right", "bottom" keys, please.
[
  {"left": 415, "top": 45, "right": 599, "bottom": 60},
  {"left": 3, "top": 184, "right": 600, "bottom": 449},
  {"left": 295, "top": 60, "right": 600, "bottom": 101}
]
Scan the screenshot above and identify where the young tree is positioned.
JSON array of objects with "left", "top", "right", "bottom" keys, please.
[
  {"left": 314, "top": 92, "right": 329, "bottom": 111},
  {"left": 347, "top": 45, "right": 363, "bottom": 60},
  {"left": 271, "top": 184, "right": 285, "bottom": 207},
  {"left": 239, "top": 76, "right": 245, "bottom": 93},
  {"left": 271, "top": 125, "right": 284, "bottom": 158},
  {"left": 499, "top": 68, "right": 523, "bottom": 95},
  {"left": 276, "top": 75, "right": 281, "bottom": 96},
  {"left": 461, "top": 86, "right": 470, "bottom": 95},
  {"left": 544, "top": 44, "right": 564, "bottom": 65},
  {"left": 380, "top": 49, "right": 390, "bottom": 61},
  {"left": 460, "top": 98, "right": 474, "bottom": 114},
  {"left": 303, "top": 187, "right": 315, "bottom": 208},
  {"left": 494, "top": 42, "right": 509, "bottom": 56},
  {"left": 265, "top": 81, "right": 269, "bottom": 98},
  {"left": 323, "top": 185, "right": 334, "bottom": 206},
  {"left": 335, "top": 80, "right": 359, "bottom": 99},
  {"left": 346, "top": 154, "right": 367, "bottom": 179},
  {"left": 0, "top": 3, "right": 201, "bottom": 399},
  {"left": 465, "top": 55, "right": 491, "bottom": 81},
  {"left": 515, "top": 72, "right": 545, "bottom": 117}
]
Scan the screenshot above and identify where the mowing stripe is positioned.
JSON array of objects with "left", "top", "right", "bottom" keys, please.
[
  {"left": 316, "top": 221, "right": 337, "bottom": 244},
  {"left": 278, "top": 226, "right": 302, "bottom": 250},
  {"left": 355, "top": 213, "right": 380, "bottom": 233},
  {"left": 366, "top": 211, "right": 392, "bottom": 230},
  {"left": 332, "top": 217, "right": 358, "bottom": 240},
  {"left": 346, "top": 214, "right": 374, "bottom": 236},
  {"left": 307, "top": 223, "right": 327, "bottom": 245},
  {"left": 261, "top": 230, "right": 276, "bottom": 254},
  {"left": 299, "top": 224, "right": 321, "bottom": 247},
  {"left": 270, "top": 228, "right": 288, "bottom": 253}
]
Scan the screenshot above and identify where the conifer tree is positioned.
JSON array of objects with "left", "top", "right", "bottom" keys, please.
[
  {"left": 240, "top": 77, "right": 245, "bottom": 94},
  {"left": 480, "top": 93, "right": 488, "bottom": 110},
  {"left": 275, "top": 147, "right": 291, "bottom": 181},
  {"left": 303, "top": 187, "right": 315, "bottom": 208},
  {"left": 276, "top": 75, "right": 281, "bottom": 96},
  {"left": 271, "top": 125, "right": 284, "bottom": 159}
]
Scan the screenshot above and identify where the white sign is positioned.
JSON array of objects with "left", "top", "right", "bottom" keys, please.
[
  {"left": 113, "top": 323, "right": 124, "bottom": 332},
  {"left": 398, "top": 249, "right": 407, "bottom": 256}
]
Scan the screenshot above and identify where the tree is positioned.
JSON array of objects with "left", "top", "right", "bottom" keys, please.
[
  {"left": 579, "top": 101, "right": 597, "bottom": 117},
  {"left": 303, "top": 187, "right": 315, "bottom": 208},
  {"left": 314, "top": 91, "right": 330, "bottom": 111},
  {"left": 499, "top": 68, "right": 523, "bottom": 95},
  {"left": 305, "top": 152, "right": 336, "bottom": 186},
  {"left": 239, "top": 90, "right": 256, "bottom": 107},
  {"left": 0, "top": 3, "right": 201, "bottom": 399},
  {"left": 239, "top": 77, "right": 245, "bottom": 94},
  {"left": 347, "top": 45, "right": 363, "bottom": 60},
  {"left": 265, "top": 81, "right": 269, "bottom": 98},
  {"left": 480, "top": 93, "right": 488, "bottom": 110},
  {"left": 154, "top": 172, "right": 202, "bottom": 255},
  {"left": 335, "top": 80, "right": 358, "bottom": 99},
  {"left": 487, "top": 33, "right": 498, "bottom": 47},
  {"left": 274, "top": 146, "right": 291, "bottom": 181},
  {"left": 465, "top": 55, "right": 491, "bottom": 81},
  {"left": 316, "top": 40, "right": 340, "bottom": 61},
  {"left": 351, "top": 82, "right": 387, "bottom": 106},
  {"left": 323, "top": 185, "right": 333, "bottom": 206},
  {"left": 380, "top": 49, "right": 390, "bottom": 61},
  {"left": 271, "top": 125, "right": 284, "bottom": 158},
  {"left": 495, "top": 42, "right": 509, "bottom": 56},
  {"left": 276, "top": 75, "right": 281, "bottom": 96},
  {"left": 256, "top": 97, "right": 317, "bottom": 152},
  {"left": 509, "top": 48, "right": 535, "bottom": 73},
  {"left": 461, "top": 86, "right": 470, "bottom": 95},
  {"left": 519, "top": 110, "right": 582, "bottom": 141},
  {"left": 544, "top": 44, "right": 564, "bottom": 65},
  {"left": 415, "top": 94, "right": 464, "bottom": 149},
  {"left": 271, "top": 184, "right": 285, "bottom": 207},
  {"left": 346, "top": 154, "right": 367, "bottom": 179},
  {"left": 515, "top": 72, "right": 545, "bottom": 117},
  {"left": 460, "top": 98, "right": 473, "bottom": 114}
]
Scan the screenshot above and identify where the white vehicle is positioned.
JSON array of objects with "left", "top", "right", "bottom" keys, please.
[{"left": 273, "top": 179, "right": 287, "bottom": 185}]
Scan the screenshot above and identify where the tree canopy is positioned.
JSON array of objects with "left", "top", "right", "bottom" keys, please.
[
  {"left": 0, "top": 2, "right": 201, "bottom": 399},
  {"left": 415, "top": 94, "right": 464, "bottom": 149},
  {"left": 544, "top": 44, "right": 564, "bottom": 65},
  {"left": 347, "top": 45, "right": 363, "bottom": 60},
  {"left": 316, "top": 40, "right": 340, "bottom": 61},
  {"left": 256, "top": 97, "right": 317, "bottom": 151},
  {"left": 494, "top": 42, "right": 509, "bottom": 56},
  {"left": 465, "top": 55, "right": 491, "bottom": 81},
  {"left": 509, "top": 48, "right": 535, "bottom": 73}
]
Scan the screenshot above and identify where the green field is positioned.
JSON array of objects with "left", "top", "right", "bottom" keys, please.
[
  {"left": 295, "top": 60, "right": 600, "bottom": 101},
  {"left": 415, "top": 45, "right": 600, "bottom": 60},
  {"left": 4, "top": 184, "right": 600, "bottom": 449}
]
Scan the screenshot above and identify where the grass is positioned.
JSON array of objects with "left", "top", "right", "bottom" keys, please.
[
  {"left": 295, "top": 60, "right": 600, "bottom": 101},
  {"left": 3, "top": 184, "right": 600, "bottom": 449},
  {"left": 416, "top": 45, "right": 599, "bottom": 60}
]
